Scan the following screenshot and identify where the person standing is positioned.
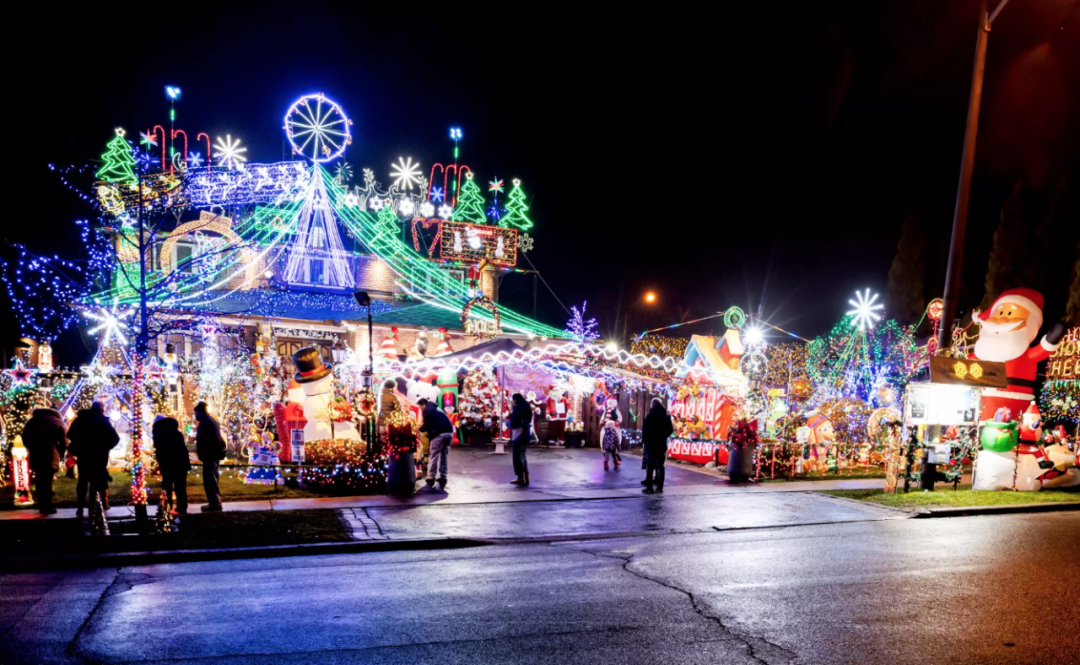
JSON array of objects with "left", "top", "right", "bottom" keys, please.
[
  {"left": 153, "top": 416, "right": 191, "bottom": 514},
  {"left": 67, "top": 402, "right": 120, "bottom": 518},
  {"left": 509, "top": 393, "right": 533, "bottom": 486},
  {"left": 193, "top": 401, "right": 226, "bottom": 512},
  {"left": 641, "top": 398, "right": 675, "bottom": 494},
  {"left": 600, "top": 397, "right": 623, "bottom": 471},
  {"left": 417, "top": 398, "right": 453, "bottom": 490},
  {"left": 22, "top": 406, "right": 67, "bottom": 514}
]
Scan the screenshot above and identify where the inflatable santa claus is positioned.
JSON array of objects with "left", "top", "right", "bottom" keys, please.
[{"left": 970, "top": 288, "right": 1065, "bottom": 421}]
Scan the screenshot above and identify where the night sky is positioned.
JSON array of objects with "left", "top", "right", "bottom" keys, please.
[{"left": 10, "top": 1, "right": 1079, "bottom": 363}]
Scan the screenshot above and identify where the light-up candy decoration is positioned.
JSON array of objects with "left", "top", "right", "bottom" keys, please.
[
  {"left": 11, "top": 436, "right": 33, "bottom": 506},
  {"left": 284, "top": 93, "right": 352, "bottom": 163}
]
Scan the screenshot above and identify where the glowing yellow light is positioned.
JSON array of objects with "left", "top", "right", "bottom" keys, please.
[
  {"left": 953, "top": 361, "right": 968, "bottom": 379},
  {"left": 645, "top": 292, "right": 657, "bottom": 304},
  {"left": 969, "top": 363, "right": 982, "bottom": 379}
]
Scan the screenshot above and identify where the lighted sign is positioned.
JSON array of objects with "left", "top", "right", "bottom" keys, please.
[
  {"left": 440, "top": 220, "right": 518, "bottom": 267},
  {"left": 906, "top": 384, "right": 978, "bottom": 426},
  {"left": 1047, "top": 327, "right": 1079, "bottom": 381},
  {"left": 929, "top": 356, "right": 1006, "bottom": 388}
]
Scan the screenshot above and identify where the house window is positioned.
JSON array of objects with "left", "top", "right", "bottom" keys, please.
[
  {"left": 309, "top": 259, "right": 325, "bottom": 285},
  {"left": 174, "top": 242, "right": 196, "bottom": 274}
]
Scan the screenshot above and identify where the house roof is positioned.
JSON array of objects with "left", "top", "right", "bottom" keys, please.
[{"left": 171, "top": 290, "right": 477, "bottom": 331}]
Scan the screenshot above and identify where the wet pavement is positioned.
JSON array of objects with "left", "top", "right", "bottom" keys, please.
[{"left": 4, "top": 512, "right": 1076, "bottom": 664}]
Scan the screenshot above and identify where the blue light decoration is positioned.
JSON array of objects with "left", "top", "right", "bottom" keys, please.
[
  {"left": 565, "top": 302, "right": 600, "bottom": 343},
  {"left": 184, "top": 161, "right": 309, "bottom": 207},
  {"left": 284, "top": 93, "right": 352, "bottom": 163},
  {"left": 165, "top": 86, "right": 182, "bottom": 101},
  {"left": 188, "top": 152, "right": 204, "bottom": 168},
  {"left": 450, "top": 127, "right": 463, "bottom": 141},
  {"left": 429, "top": 186, "right": 445, "bottom": 203}
]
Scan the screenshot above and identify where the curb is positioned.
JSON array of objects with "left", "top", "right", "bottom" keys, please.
[
  {"left": 0, "top": 537, "right": 489, "bottom": 573},
  {"left": 912, "top": 502, "right": 1080, "bottom": 519}
]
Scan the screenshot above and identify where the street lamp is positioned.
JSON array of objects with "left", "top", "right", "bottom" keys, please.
[
  {"left": 644, "top": 292, "right": 657, "bottom": 304},
  {"left": 353, "top": 291, "right": 374, "bottom": 389},
  {"left": 938, "top": 0, "right": 1012, "bottom": 353}
]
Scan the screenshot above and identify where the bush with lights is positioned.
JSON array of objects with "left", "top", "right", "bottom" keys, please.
[{"left": 304, "top": 439, "right": 386, "bottom": 493}]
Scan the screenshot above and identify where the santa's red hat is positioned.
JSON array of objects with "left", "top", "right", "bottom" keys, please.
[
  {"left": 1023, "top": 402, "right": 1040, "bottom": 419},
  {"left": 980, "top": 288, "right": 1044, "bottom": 337}
]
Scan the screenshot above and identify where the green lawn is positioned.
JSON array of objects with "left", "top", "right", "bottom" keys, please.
[
  {"left": 0, "top": 469, "right": 328, "bottom": 509},
  {"left": 823, "top": 485, "right": 1080, "bottom": 509},
  {"left": 0, "top": 509, "right": 350, "bottom": 557},
  {"left": 760, "top": 471, "right": 886, "bottom": 483}
]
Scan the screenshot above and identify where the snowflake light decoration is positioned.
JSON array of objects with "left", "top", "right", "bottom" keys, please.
[
  {"left": 488, "top": 178, "right": 505, "bottom": 194},
  {"left": 213, "top": 135, "right": 247, "bottom": 170},
  {"left": 429, "top": 186, "right": 445, "bottom": 203},
  {"left": 343, "top": 193, "right": 360, "bottom": 207},
  {"left": 847, "top": 289, "right": 884, "bottom": 331},
  {"left": 140, "top": 131, "right": 158, "bottom": 147},
  {"left": 438, "top": 204, "right": 454, "bottom": 219},
  {"left": 188, "top": 152, "right": 204, "bottom": 168},
  {"left": 391, "top": 157, "right": 422, "bottom": 190},
  {"left": 518, "top": 233, "right": 535, "bottom": 253},
  {"left": 419, "top": 201, "right": 435, "bottom": 217},
  {"left": 369, "top": 196, "right": 385, "bottom": 211},
  {"left": 398, "top": 199, "right": 415, "bottom": 216},
  {"left": 336, "top": 161, "right": 353, "bottom": 183},
  {"left": 84, "top": 307, "right": 132, "bottom": 347}
]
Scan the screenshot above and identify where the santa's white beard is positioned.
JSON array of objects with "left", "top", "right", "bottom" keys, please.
[{"left": 973, "top": 321, "right": 1030, "bottom": 362}]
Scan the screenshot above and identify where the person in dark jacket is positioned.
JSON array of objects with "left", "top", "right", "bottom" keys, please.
[
  {"left": 417, "top": 398, "right": 454, "bottom": 490},
  {"left": 193, "top": 401, "right": 226, "bottom": 512},
  {"left": 508, "top": 394, "right": 533, "bottom": 486},
  {"left": 641, "top": 398, "right": 675, "bottom": 494},
  {"left": 22, "top": 407, "right": 68, "bottom": 514},
  {"left": 153, "top": 416, "right": 191, "bottom": 514},
  {"left": 66, "top": 402, "right": 121, "bottom": 517}
]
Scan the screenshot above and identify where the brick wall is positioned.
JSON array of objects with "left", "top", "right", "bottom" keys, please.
[{"left": 355, "top": 256, "right": 397, "bottom": 296}]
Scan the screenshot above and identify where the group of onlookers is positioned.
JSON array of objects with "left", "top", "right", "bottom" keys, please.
[{"left": 21, "top": 400, "right": 227, "bottom": 516}]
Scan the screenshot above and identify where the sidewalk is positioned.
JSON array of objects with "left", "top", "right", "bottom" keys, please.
[{"left": 0, "top": 447, "right": 886, "bottom": 521}]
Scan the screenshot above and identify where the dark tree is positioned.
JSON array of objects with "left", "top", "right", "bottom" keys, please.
[
  {"left": 885, "top": 213, "right": 926, "bottom": 325},
  {"left": 1067, "top": 249, "right": 1080, "bottom": 327},
  {"left": 981, "top": 181, "right": 1031, "bottom": 309}
]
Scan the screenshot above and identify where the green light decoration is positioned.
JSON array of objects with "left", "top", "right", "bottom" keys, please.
[
  {"left": 501, "top": 178, "right": 534, "bottom": 230},
  {"left": 452, "top": 172, "right": 487, "bottom": 224},
  {"left": 723, "top": 306, "right": 746, "bottom": 329},
  {"left": 97, "top": 128, "right": 138, "bottom": 185}
]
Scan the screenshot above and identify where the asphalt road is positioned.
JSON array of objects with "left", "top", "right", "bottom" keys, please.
[{"left": 3, "top": 512, "right": 1077, "bottom": 665}]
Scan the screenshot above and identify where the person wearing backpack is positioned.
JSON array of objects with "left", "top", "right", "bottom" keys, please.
[
  {"left": 153, "top": 415, "right": 192, "bottom": 514},
  {"left": 193, "top": 401, "right": 226, "bottom": 512}
]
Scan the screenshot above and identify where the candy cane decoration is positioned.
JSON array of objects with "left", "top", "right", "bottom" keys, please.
[
  {"left": 152, "top": 125, "right": 167, "bottom": 171},
  {"left": 197, "top": 132, "right": 211, "bottom": 172},
  {"left": 172, "top": 129, "right": 188, "bottom": 171}
]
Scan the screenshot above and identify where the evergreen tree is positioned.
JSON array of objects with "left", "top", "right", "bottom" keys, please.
[
  {"left": 96, "top": 128, "right": 137, "bottom": 185},
  {"left": 452, "top": 173, "right": 487, "bottom": 224},
  {"left": 501, "top": 179, "right": 534, "bottom": 230},
  {"left": 884, "top": 213, "right": 926, "bottom": 325},
  {"left": 981, "top": 181, "right": 1030, "bottom": 309}
]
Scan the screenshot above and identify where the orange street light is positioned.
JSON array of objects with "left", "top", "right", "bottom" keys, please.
[{"left": 644, "top": 292, "right": 657, "bottom": 304}]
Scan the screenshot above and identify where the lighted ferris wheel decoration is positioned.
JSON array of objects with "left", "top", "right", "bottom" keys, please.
[{"left": 284, "top": 94, "right": 353, "bottom": 163}]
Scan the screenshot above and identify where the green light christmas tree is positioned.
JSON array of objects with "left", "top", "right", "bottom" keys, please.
[
  {"left": 96, "top": 128, "right": 138, "bottom": 185},
  {"left": 452, "top": 173, "right": 487, "bottom": 224},
  {"left": 501, "top": 179, "right": 534, "bottom": 230}
]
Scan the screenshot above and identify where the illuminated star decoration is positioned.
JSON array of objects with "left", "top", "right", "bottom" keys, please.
[
  {"left": 847, "top": 289, "right": 884, "bottom": 331},
  {"left": 188, "top": 152, "right": 204, "bottom": 168},
  {"left": 140, "top": 131, "right": 158, "bottom": 147},
  {"left": 213, "top": 135, "right": 248, "bottom": 170},
  {"left": 84, "top": 307, "right": 132, "bottom": 346},
  {"left": 398, "top": 199, "right": 415, "bottom": 216},
  {"left": 390, "top": 157, "right": 422, "bottom": 191},
  {"left": 518, "top": 233, "right": 535, "bottom": 253},
  {"left": 438, "top": 204, "right": 454, "bottom": 219},
  {"left": 488, "top": 178, "right": 505, "bottom": 194},
  {"left": 429, "top": 186, "right": 445, "bottom": 203},
  {"left": 419, "top": 201, "right": 435, "bottom": 218},
  {"left": 80, "top": 360, "right": 112, "bottom": 386},
  {"left": 6, "top": 359, "right": 35, "bottom": 386}
]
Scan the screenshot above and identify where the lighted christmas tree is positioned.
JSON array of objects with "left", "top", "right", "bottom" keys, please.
[
  {"left": 501, "top": 179, "right": 534, "bottom": 230},
  {"left": 97, "top": 128, "right": 138, "bottom": 185},
  {"left": 452, "top": 173, "right": 487, "bottom": 224},
  {"left": 565, "top": 302, "right": 600, "bottom": 342},
  {"left": 458, "top": 368, "right": 500, "bottom": 432}
]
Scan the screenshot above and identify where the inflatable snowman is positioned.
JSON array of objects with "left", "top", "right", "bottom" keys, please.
[{"left": 292, "top": 347, "right": 360, "bottom": 442}]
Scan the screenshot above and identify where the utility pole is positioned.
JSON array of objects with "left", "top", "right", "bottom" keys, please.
[{"left": 938, "top": 0, "right": 1011, "bottom": 353}]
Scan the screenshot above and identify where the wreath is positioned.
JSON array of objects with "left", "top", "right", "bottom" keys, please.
[{"left": 462, "top": 296, "right": 502, "bottom": 341}]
